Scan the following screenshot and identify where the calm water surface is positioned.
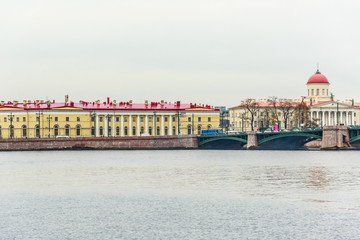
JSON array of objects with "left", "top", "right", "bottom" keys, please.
[{"left": 0, "top": 150, "right": 359, "bottom": 240}]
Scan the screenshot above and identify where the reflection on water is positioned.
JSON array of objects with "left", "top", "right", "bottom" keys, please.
[{"left": 0, "top": 150, "right": 360, "bottom": 239}]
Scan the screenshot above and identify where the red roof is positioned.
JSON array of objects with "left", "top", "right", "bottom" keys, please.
[
  {"left": 307, "top": 71, "right": 329, "bottom": 84},
  {"left": 0, "top": 100, "right": 219, "bottom": 112}
]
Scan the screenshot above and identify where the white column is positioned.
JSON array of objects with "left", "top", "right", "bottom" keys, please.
[
  {"left": 120, "top": 115, "right": 124, "bottom": 136},
  {"left": 161, "top": 115, "right": 164, "bottom": 136},
  {"left": 104, "top": 115, "right": 108, "bottom": 137},
  {"left": 153, "top": 114, "right": 156, "bottom": 136},
  {"left": 334, "top": 111, "right": 337, "bottom": 126},
  {"left": 321, "top": 111, "right": 324, "bottom": 126},
  {"left": 129, "top": 115, "right": 132, "bottom": 136},
  {"left": 137, "top": 115, "right": 140, "bottom": 136},
  {"left": 340, "top": 112, "right": 343, "bottom": 125},
  {"left": 169, "top": 115, "right": 172, "bottom": 135},
  {"left": 95, "top": 114, "right": 99, "bottom": 137},
  {"left": 112, "top": 115, "right": 115, "bottom": 136},
  {"left": 145, "top": 115, "right": 148, "bottom": 134}
]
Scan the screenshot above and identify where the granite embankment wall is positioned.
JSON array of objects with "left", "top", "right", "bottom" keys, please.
[{"left": 0, "top": 135, "right": 198, "bottom": 151}]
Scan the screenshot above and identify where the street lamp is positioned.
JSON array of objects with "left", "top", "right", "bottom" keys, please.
[
  {"left": 47, "top": 115, "right": 52, "bottom": 138},
  {"left": 36, "top": 111, "right": 43, "bottom": 138},
  {"left": 92, "top": 111, "right": 96, "bottom": 137},
  {"left": 8, "top": 112, "right": 14, "bottom": 138},
  {"left": 153, "top": 111, "right": 157, "bottom": 136}
]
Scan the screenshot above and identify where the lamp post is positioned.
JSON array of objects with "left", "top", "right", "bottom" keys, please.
[
  {"left": 153, "top": 111, "right": 157, "bottom": 136},
  {"left": 8, "top": 112, "right": 14, "bottom": 138},
  {"left": 47, "top": 115, "right": 52, "bottom": 138},
  {"left": 92, "top": 111, "right": 96, "bottom": 137},
  {"left": 176, "top": 111, "right": 181, "bottom": 135},
  {"left": 36, "top": 111, "right": 43, "bottom": 138}
]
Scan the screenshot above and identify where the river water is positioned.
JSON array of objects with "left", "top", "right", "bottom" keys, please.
[{"left": 0, "top": 150, "right": 359, "bottom": 240}]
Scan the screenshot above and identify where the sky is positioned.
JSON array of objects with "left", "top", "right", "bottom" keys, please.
[{"left": 1, "top": 0, "right": 360, "bottom": 107}]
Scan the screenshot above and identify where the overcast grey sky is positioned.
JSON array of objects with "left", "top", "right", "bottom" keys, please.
[{"left": 1, "top": 0, "right": 359, "bottom": 107}]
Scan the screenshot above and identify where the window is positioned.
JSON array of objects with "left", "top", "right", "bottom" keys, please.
[
  {"left": 100, "top": 117, "right": 103, "bottom": 122},
  {"left": 188, "top": 117, "right": 191, "bottom": 122},
  {"left": 116, "top": 127, "right": 120, "bottom": 136},
  {"left": 116, "top": 117, "right": 119, "bottom": 122},
  {"left": 99, "top": 127, "right": 103, "bottom": 136},
  {"left": 76, "top": 125, "right": 81, "bottom": 136},
  {"left": 198, "top": 117, "right": 201, "bottom": 122},
  {"left": 16, "top": 117, "right": 19, "bottom": 122},
  {"left": 0, "top": 127, "right": 2, "bottom": 137},
  {"left": 197, "top": 125, "right": 201, "bottom": 134},
  {"left": 165, "top": 127, "right": 168, "bottom": 135},
  {"left": 322, "top": 89, "right": 325, "bottom": 96},
  {"left": 77, "top": 117, "right": 80, "bottom": 122},
  {"left": 278, "top": 112, "right": 281, "bottom": 116},
  {"left": 141, "top": 127, "right": 144, "bottom": 134},
  {"left": 173, "top": 126, "right": 176, "bottom": 135},
  {"left": 35, "top": 125, "right": 40, "bottom": 137},
  {"left": 208, "top": 117, "right": 211, "bottom": 122},
  {"left": 22, "top": 125, "right": 27, "bottom": 137},
  {"left": 316, "top": 89, "right": 319, "bottom": 96},
  {"left": 55, "top": 117, "right": 58, "bottom": 121},
  {"left": 65, "top": 125, "right": 70, "bottom": 136},
  {"left": 124, "top": 127, "right": 128, "bottom": 136},
  {"left": 157, "top": 117, "right": 160, "bottom": 122},
  {"left": 157, "top": 127, "right": 160, "bottom": 136},
  {"left": 124, "top": 117, "right": 128, "bottom": 122},
  {"left": 254, "top": 121, "right": 257, "bottom": 127},
  {"left": 165, "top": 117, "right": 168, "bottom": 122},
  {"left": 133, "top": 117, "right": 136, "bottom": 122},
  {"left": 9, "top": 125, "right": 14, "bottom": 138},
  {"left": 254, "top": 112, "right": 257, "bottom": 116},
  {"left": 311, "top": 89, "right": 314, "bottom": 96},
  {"left": 91, "top": 127, "right": 95, "bottom": 136},
  {"left": 172, "top": 117, "right": 176, "bottom": 122},
  {"left": 54, "top": 125, "right": 59, "bottom": 136},
  {"left": 4, "top": 118, "right": 6, "bottom": 122},
  {"left": 23, "top": 117, "right": 26, "bottom": 122},
  {"left": 149, "top": 127, "right": 152, "bottom": 135},
  {"left": 108, "top": 127, "right": 111, "bottom": 136},
  {"left": 149, "top": 117, "right": 152, "bottom": 122},
  {"left": 260, "top": 112, "right": 263, "bottom": 117},
  {"left": 66, "top": 117, "right": 69, "bottom": 122},
  {"left": 108, "top": 117, "right": 111, "bottom": 122},
  {"left": 187, "top": 125, "right": 191, "bottom": 134},
  {"left": 327, "top": 89, "right": 329, "bottom": 96},
  {"left": 132, "top": 127, "right": 136, "bottom": 136},
  {"left": 141, "top": 117, "right": 144, "bottom": 122}
]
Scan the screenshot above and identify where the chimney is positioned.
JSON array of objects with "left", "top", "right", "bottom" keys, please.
[
  {"left": 160, "top": 100, "right": 164, "bottom": 105},
  {"left": 65, "top": 95, "right": 69, "bottom": 104},
  {"left": 23, "top": 100, "right": 27, "bottom": 105},
  {"left": 96, "top": 100, "right": 100, "bottom": 105},
  {"left": 107, "top": 97, "right": 110, "bottom": 104},
  {"left": 0, "top": 101, "right": 4, "bottom": 105},
  {"left": 13, "top": 101, "right": 18, "bottom": 105},
  {"left": 129, "top": 100, "right": 133, "bottom": 105},
  {"left": 113, "top": 100, "right": 117, "bottom": 104},
  {"left": 145, "top": 100, "right": 148, "bottom": 106},
  {"left": 35, "top": 100, "right": 40, "bottom": 105}
]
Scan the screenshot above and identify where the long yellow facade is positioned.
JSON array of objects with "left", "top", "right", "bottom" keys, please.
[{"left": 0, "top": 109, "right": 220, "bottom": 139}]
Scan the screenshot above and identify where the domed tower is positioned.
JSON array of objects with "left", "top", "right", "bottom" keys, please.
[{"left": 306, "top": 68, "right": 331, "bottom": 104}]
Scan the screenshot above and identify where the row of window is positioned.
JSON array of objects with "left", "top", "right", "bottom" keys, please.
[{"left": 309, "top": 88, "right": 328, "bottom": 97}]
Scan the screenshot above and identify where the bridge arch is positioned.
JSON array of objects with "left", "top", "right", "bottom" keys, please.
[
  {"left": 258, "top": 132, "right": 322, "bottom": 145},
  {"left": 198, "top": 136, "right": 247, "bottom": 147}
]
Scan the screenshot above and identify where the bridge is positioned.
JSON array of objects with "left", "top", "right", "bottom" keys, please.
[{"left": 198, "top": 126, "right": 358, "bottom": 150}]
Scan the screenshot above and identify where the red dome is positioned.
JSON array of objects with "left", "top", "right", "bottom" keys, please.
[{"left": 307, "top": 70, "right": 329, "bottom": 84}]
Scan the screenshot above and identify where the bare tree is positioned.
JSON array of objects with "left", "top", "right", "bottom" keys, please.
[
  {"left": 292, "top": 100, "right": 318, "bottom": 128},
  {"left": 278, "top": 100, "right": 294, "bottom": 129},
  {"left": 267, "top": 96, "right": 280, "bottom": 126},
  {"left": 244, "top": 99, "right": 259, "bottom": 131}
]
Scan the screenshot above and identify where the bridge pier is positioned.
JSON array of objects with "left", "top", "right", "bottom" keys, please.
[
  {"left": 321, "top": 126, "right": 351, "bottom": 150},
  {"left": 246, "top": 131, "right": 258, "bottom": 150}
]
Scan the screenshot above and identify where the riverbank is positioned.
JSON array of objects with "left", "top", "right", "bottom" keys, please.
[{"left": 0, "top": 135, "right": 198, "bottom": 151}]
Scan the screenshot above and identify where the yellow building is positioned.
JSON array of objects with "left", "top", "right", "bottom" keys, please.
[{"left": 0, "top": 98, "right": 220, "bottom": 139}]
